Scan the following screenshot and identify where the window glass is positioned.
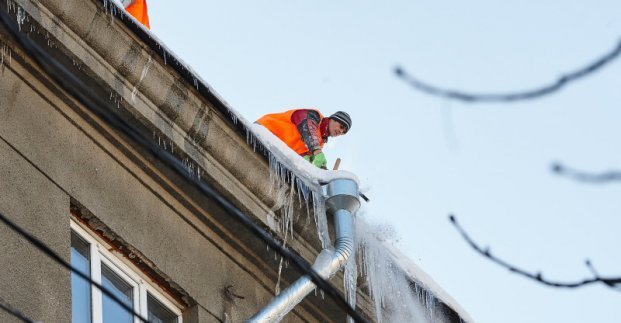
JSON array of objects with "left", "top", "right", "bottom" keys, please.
[
  {"left": 71, "top": 232, "right": 92, "bottom": 323},
  {"left": 147, "top": 293, "right": 178, "bottom": 323},
  {"left": 71, "top": 223, "right": 181, "bottom": 323},
  {"left": 102, "top": 264, "right": 134, "bottom": 323}
]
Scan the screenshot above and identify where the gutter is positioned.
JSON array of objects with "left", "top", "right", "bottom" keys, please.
[{"left": 248, "top": 178, "right": 361, "bottom": 322}]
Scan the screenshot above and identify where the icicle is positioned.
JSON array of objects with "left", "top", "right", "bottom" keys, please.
[
  {"left": 354, "top": 216, "right": 439, "bottom": 323},
  {"left": 0, "top": 45, "right": 4, "bottom": 74},
  {"left": 274, "top": 257, "right": 284, "bottom": 295},
  {"left": 312, "top": 191, "right": 331, "bottom": 248},
  {"left": 131, "top": 56, "right": 153, "bottom": 105},
  {"left": 229, "top": 112, "right": 238, "bottom": 124},
  {"left": 16, "top": 7, "right": 25, "bottom": 31},
  {"left": 0, "top": 43, "right": 11, "bottom": 74}
]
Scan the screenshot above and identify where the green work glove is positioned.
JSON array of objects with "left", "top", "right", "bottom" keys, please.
[
  {"left": 304, "top": 155, "right": 312, "bottom": 162},
  {"left": 312, "top": 152, "right": 328, "bottom": 169}
]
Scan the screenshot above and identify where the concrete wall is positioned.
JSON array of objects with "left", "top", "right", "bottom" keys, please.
[{"left": 0, "top": 123, "right": 71, "bottom": 323}]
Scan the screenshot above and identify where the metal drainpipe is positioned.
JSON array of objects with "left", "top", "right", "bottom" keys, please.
[{"left": 248, "top": 178, "right": 361, "bottom": 322}]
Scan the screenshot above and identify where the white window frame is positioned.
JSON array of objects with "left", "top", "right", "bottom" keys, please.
[{"left": 71, "top": 220, "right": 183, "bottom": 323}]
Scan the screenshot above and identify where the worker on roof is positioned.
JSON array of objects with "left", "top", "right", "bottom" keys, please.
[
  {"left": 121, "top": 0, "right": 150, "bottom": 29},
  {"left": 257, "top": 109, "right": 352, "bottom": 169}
]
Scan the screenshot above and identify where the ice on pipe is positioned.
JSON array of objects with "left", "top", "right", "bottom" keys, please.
[{"left": 245, "top": 125, "right": 465, "bottom": 322}]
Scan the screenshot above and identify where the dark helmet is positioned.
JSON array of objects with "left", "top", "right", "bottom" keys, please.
[{"left": 329, "top": 111, "right": 352, "bottom": 132}]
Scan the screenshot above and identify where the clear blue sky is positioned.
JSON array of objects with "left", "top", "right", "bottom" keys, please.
[{"left": 146, "top": 1, "right": 621, "bottom": 322}]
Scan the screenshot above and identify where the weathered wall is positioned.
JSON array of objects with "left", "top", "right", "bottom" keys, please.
[
  {"left": 0, "top": 21, "right": 318, "bottom": 323},
  {"left": 0, "top": 126, "right": 71, "bottom": 323}
]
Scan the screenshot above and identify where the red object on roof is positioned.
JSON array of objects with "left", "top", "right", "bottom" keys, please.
[{"left": 127, "top": 0, "right": 150, "bottom": 29}]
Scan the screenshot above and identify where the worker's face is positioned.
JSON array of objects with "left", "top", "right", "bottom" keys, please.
[{"left": 328, "top": 119, "right": 347, "bottom": 137}]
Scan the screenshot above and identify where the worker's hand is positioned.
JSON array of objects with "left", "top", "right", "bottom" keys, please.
[
  {"left": 312, "top": 152, "right": 327, "bottom": 169},
  {"left": 304, "top": 155, "right": 312, "bottom": 162}
]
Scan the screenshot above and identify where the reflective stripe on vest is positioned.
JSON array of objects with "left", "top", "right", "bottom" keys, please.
[
  {"left": 127, "top": 0, "right": 150, "bottom": 29},
  {"left": 257, "top": 109, "right": 325, "bottom": 156}
]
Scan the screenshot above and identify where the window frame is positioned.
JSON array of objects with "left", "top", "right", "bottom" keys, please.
[{"left": 70, "top": 220, "right": 183, "bottom": 323}]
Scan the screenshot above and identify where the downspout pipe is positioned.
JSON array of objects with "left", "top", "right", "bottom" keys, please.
[{"left": 248, "top": 178, "right": 361, "bottom": 322}]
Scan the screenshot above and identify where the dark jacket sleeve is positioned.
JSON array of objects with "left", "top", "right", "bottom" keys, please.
[{"left": 291, "top": 110, "right": 322, "bottom": 154}]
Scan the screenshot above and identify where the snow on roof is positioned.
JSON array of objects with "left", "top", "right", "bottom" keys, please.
[
  {"left": 386, "top": 245, "right": 475, "bottom": 323},
  {"left": 250, "top": 124, "right": 360, "bottom": 186}
]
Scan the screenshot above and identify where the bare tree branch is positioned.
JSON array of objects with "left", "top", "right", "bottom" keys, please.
[
  {"left": 449, "top": 214, "right": 621, "bottom": 290},
  {"left": 395, "top": 37, "right": 621, "bottom": 103},
  {"left": 551, "top": 162, "right": 621, "bottom": 184}
]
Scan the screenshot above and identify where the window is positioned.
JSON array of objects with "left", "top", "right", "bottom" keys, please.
[{"left": 70, "top": 221, "right": 182, "bottom": 323}]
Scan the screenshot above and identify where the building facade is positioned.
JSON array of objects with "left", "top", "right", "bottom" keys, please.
[{"left": 0, "top": 0, "right": 471, "bottom": 322}]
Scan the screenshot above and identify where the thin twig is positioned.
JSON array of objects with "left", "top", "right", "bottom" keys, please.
[
  {"left": 395, "top": 37, "right": 621, "bottom": 103},
  {"left": 551, "top": 162, "right": 621, "bottom": 184},
  {"left": 449, "top": 214, "right": 621, "bottom": 289}
]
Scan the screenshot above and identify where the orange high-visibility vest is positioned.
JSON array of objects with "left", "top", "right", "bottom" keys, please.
[
  {"left": 127, "top": 0, "right": 150, "bottom": 29},
  {"left": 257, "top": 109, "right": 325, "bottom": 156}
]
